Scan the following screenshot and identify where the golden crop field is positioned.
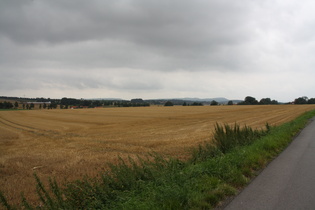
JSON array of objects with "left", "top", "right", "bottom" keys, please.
[{"left": 1, "top": 105, "right": 315, "bottom": 205}]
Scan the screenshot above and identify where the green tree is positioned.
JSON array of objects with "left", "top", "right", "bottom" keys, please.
[
  {"left": 259, "top": 98, "right": 278, "bottom": 105},
  {"left": 210, "top": 100, "right": 218, "bottom": 106},
  {"left": 50, "top": 102, "right": 57, "bottom": 109},
  {"left": 192, "top": 102, "right": 203, "bottom": 106},
  {"left": 227, "top": 101, "right": 233, "bottom": 105},
  {"left": 14, "top": 102, "right": 19, "bottom": 109},
  {"left": 308, "top": 98, "right": 315, "bottom": 104},
  {"left": 164, "top": 101, "right": 174, "bottom": 106},
  {"left": 245, "top": 96, "right": 258, "bottom": 105},
  {"left": 131, "top": 98, "right": 144, "bottom": 103},
  {"left": 1, "top": 101, "right": 13, "bottom": 109},
  {"left": 239, "top": 96, "right": 258, "bottom": 105},
  {"left": 92, "top": 100, "right": 102, "bottom": 107},
  {"left": 259, "top": 98, "right": 272, "bottom": 105},
  {"left": 294, "top": 96, "right": 308, "bottom": 104}
]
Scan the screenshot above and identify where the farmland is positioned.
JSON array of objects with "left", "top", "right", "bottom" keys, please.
[{"left": 1, "top": 105, "right": 315, "bottom": 205}]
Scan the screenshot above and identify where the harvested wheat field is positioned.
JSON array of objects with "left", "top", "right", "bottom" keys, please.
[{"left": 1, "top": 105, "right": 315, "bottom": 205}]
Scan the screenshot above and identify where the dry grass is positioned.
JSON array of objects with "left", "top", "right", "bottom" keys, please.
[{"left": 1, "top": 105, "right": 315, "bottom": 205}]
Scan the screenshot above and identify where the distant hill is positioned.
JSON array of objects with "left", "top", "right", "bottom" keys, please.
[
  {"left": 175, "top": 97, "right": 229, "bottom": 102},
  {"left": 145, "top": 97, "right": 242, "bottom": 105},
  {"left": 88, "top": 98, "right": 124, "bottom": 101},
  {"left": 88, "top": 97, "right": 242, "bottom": 105}
]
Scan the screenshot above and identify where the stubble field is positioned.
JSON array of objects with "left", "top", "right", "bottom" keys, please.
[{"left": 1, "top": 104, "right": 315, "bottom": 205}]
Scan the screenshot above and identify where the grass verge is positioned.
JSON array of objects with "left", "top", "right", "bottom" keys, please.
[{"left": 1, "top": 110, "right": 315, "bottom": 209}]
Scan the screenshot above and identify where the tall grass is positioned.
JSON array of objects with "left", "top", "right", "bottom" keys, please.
[
  {"left": 1, "top": 110, "right": 314, "bottom": 209},
  {"left": 213, "top": 123, "right": 269, "bottom": 153},
  {"left": 190, "top": 123, "right": 269, "bottom": 162}
]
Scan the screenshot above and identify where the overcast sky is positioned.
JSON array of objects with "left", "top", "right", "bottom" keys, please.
[{"left": 1, "top": 0, "right": 315, "bottom": 102}]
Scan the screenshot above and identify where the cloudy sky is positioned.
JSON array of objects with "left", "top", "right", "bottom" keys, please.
[{"left": 1, "top": 0, "right": 315, "bottom": 102}]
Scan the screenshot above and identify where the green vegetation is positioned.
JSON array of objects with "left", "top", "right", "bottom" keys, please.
[
  {"left": 294, "top": 96, "right": 315, "bottom": 104},
  {"left": 61, "top": 97, "right": 150, "bottom": 108},
  {"left": 238, "top": 96, "right": 278, "bottom": 105},
  {"left": 227, "top": 100, "right": 233, "bottom": 105},
  {"left": 164, "top": 101, "right": 174, "bottom": 106},
  {"left": 1, "top": 110, "right": 315, "bottom": 209},
  {"left": 0, "top": 101, "right": 14, "bottom": 109},
  {"left": 210, "top": 100, "right": 218, "bottom": 106},
  {"left": 190, "top": 102, "right": 203, "bottom": 106}
]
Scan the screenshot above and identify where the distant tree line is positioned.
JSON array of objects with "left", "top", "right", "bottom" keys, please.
[
  {"left": 165, "top": 101, "right": 205, "bottom": 106},
  {"left": 294, "top": 96, "right": 315, "bottom": 104},
  {"left": 1, "top": 95, "right": 315, "bottom": 110},
  {"left": 191, "top": 102, "right": 203, "bottom": 106},
  {"left": 238, "top": 96, "right": 278, "bottom": 105},
  {"left": 148, "top": 99, "right": 186, "bottom": 106},
  {"left": 112, "top": 100, "right": 150, "bottom": 107},
  {"left": 237, "top": 96, "right": 315, "bottom": 105},
  {"left": 60, "top": 97, "right": 149, "bottom": 108},
  {"left": 210, "top": 100, "right": 218, "bottom": 106},
  {"left": 0, "top": 101, "right": 14, "bottom": 109},
  {"left": 164, "top": 101, "right": 174, "bottom": 106},
  {"left": 183, "top": 102, "right": 204, "bottom": 106}
]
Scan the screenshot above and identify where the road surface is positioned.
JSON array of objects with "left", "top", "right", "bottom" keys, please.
[{"left": 224, "top": 117, "right": 315, "bottom": 210}]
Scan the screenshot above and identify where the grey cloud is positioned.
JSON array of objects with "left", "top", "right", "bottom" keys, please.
[
  {"left": 0, "top": 66, "right": 162, "bottom": 93},
  {"left": 1, "top": 0, "right": 315, "bottom": 101},
  {"left": 0, "top": 0, "right": 251, "bottom": 45},
  {"left": 0, "top": 0, "right": 256, "bottom": 71}
]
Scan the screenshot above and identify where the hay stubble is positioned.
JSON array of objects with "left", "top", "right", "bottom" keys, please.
[{"left": 1, "top": 105, "right": 315, "bottom": 205}]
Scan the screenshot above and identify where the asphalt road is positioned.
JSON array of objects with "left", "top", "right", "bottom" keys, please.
[{"left": 224, "top": 117, "right": 315, "bottom": 210}]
